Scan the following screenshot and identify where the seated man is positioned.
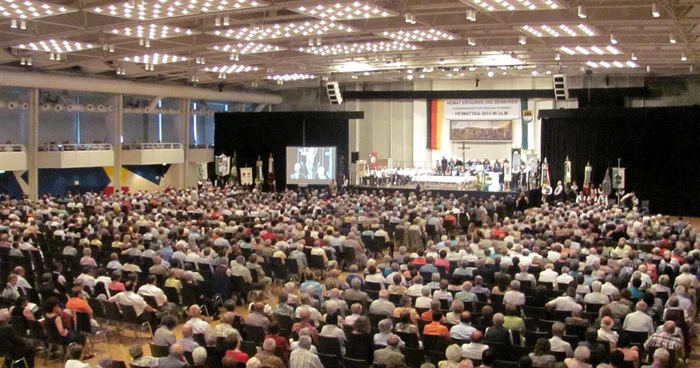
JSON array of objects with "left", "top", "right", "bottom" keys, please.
[
  {"left": 129, "top": 343, "right": 159, "bottom": 367},
  {"left": 373, "top": 334, "right": 406, "bottom": 366},
  {"left": 177, "top": 324, "right": 200, "bottom": 353},
  {"left": 184, "top": 305, "right": 212, "bottom": 335},
  {"left": 109, "top": 280, "right": 157, "bottom": 332}
]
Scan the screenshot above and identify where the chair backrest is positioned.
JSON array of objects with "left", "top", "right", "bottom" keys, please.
[
  {"left": 239, "top": 340, "right": 257, "bottom": 358},
  {"left": 319, "top": 335, "right": 342, "bottom": 356},
  {"left": 119, "top": 303, "right": 139, "bottom": 323},
  {"left": 243, "top": 324, "right": 266, "bottom": 344},
  {"left": 74, "top": 311, "right": 92, "bottom": 334},
  {"left": 163, "top": 286, "right": 180, "bottom": 304},
  {"left": 400, "top": 346, "right": 425, "bottom": 368},
  {"left": 318, "top": 352, "right": 341, "bottom": 368},
  {"left": 342, "top": 356, "right": 369, "bottom": 368},
  {"left": 149, "top": 343, "right": 169, "bottom": 358},
  {"left": 141, "top": 294, "right": 159, "bottom": 309}
]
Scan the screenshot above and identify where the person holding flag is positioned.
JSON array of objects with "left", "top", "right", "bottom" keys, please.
[{"left": 267, "top": 153, "right": 276, "bottom": 192}]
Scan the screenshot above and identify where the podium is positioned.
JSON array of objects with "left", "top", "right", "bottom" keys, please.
[{"left": 486, "top": 172, "right": 501, "bottom": 192}]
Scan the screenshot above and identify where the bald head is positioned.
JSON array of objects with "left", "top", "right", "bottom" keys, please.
[
  {"left": 663, "top": 321, "right": 676, "bottom": 334},
  {"left": 169, "top": 343, "right": 184, "bottom": 358},
  {"left": 182, "top": 324, "right": 193, "bottom": 337},
  {"left": 189, "top": 305, "right": 201, "bottom": 318},
  {"left": 471, "top": 330, "right": 483, "bottom": 343}
]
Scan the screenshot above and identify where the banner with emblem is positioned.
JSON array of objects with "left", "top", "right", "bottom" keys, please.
[
  {"left": 584, "top": 161, "right": 592, "bottom": 185},
  {"left": 196, "top": 162, "right": 208, "bottom": 180},
  {"left": 268, "top": 153, "right": 276, "bottom": 188},
  {"left": 612, "top": 167, "right": 626, "bottom": 189},
  {"left": 602, "top": 167, "right": 612, "bottom": 195},
  {"left": 541, "top": 158, "right": 552, "bottom": 195},
  {"left": 369, "top": 152, "right": 378, "bottom": 170},
  {"left": 215, "top": 154, "right": 230, "bottom": 177},
  {"left": 240, "top": 167, "right": 253, "bottom": 185},
  {"left": 564, "top": 156, "right": 571, "bottom": 186}
]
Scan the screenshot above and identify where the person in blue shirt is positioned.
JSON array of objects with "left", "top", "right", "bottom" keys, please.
[
  {"left": 301, "top": 270, "right": 325, "bottom": 302},
  {"left": 419, "top": 256, "right": 438, "bottom": 274},
  {"left": 628, "top": 278, "right": 644, "bottom": 299}
]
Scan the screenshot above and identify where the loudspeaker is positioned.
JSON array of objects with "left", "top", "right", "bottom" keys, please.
[
  {"left": 553, "top": 74, "right": 568, "bottom": 101},
  {"left": 326, "top": 81, "right": 343, "bottom": 105},
  {"left": 351, "top": 151, "right": 359, "bottom": 163}
]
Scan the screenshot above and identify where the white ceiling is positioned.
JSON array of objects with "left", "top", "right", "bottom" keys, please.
[{"left": 0, "top": 0, "right": 697, "bottom": 90}]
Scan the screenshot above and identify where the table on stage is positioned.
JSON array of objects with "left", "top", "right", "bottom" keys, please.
[{"left": 411, "top": 173, "right": 501, "bottom": 191}]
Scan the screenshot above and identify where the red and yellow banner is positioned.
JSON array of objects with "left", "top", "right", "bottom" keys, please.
[{"left": 428, "top": 99, "right": 444, "bottom": 150}]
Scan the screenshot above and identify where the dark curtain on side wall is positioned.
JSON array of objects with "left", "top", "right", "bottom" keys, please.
[{"left": 540, "top": 106, "right": 700, "bottom": 216}]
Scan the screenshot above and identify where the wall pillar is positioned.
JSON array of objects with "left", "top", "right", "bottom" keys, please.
[
  {"left": 176, "top": 98, "right": 191, "bottom": 188},
  {"left": 110, "top": 94, "right": 123, "bottom": 191},
  {"left": 26, "top": 88, "right": 39, "bottom": 200}
]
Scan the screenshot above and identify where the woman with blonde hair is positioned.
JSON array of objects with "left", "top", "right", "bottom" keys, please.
[{"left": 438, "top": 344, "right": 464, "bottom": 368}]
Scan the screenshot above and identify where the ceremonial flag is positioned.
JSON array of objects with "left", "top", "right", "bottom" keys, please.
[
  {"left": 541, "top": 158, "right": 550, "bottom": 187},
  {"left": 268, "top": 153, "right": 276, "bottom": 186},
  {"left": 255, "top": 156, "right": 264, "bottom": 188},
  {"left": 564, "top": 156, "right": 572, "bottom": 186},
  {"left": 369, "top": 152, "right": 378, "bottom": 169},
  {"left": 584, "top": 161, "right": 592, "bottom": 185},
  {"left": 196, "top": 162, "right": 208, "bottom": 180},
  {"left": 230, "top": 152, "right": 238, "bottom": 184},
  {"left": 602, "top": 167, "right": 612, "bottom": 195},
  {"left": 214, "top": 154, "right": 230, "bottom": 176},
  {"left": 612, "top": 167, "right": 626, "bottom": 189},
  {"left": 240, "top": 167, "right": 253, "bottom": 185}
]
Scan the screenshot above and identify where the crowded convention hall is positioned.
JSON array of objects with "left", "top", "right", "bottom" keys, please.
[{"left": 2, "top": 1, "right": 700, "bottom": 368}]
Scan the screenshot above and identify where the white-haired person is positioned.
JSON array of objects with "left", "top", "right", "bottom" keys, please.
[{"left": 565, "top": 346, "right": 592, "bottom": 368}]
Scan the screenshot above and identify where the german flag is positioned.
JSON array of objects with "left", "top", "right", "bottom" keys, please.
[{"left": 427, "top": 99, "right": 444, "bottom": 150}]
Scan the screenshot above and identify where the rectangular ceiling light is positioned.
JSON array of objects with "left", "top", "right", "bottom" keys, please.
[
  {"left": 0, "top": 0, "right": 77, "bottom": 20},
  {"left": 203, "top": 64, "right": 260, "bottom": 73},
  {"left": 121, "top": 53, "right": 188, "bottom": 64},
  {"left": 90, "top": 0, "right": 269, "bottom": 21},
  {"left": 207, "top": 42, "right": 286, "bottom": 54},
  {"left": 520, "top": 23, "right": 599, "bottom": 37},
  {"left": 108, "top": 24, "right": 199, "bottom": 40},
  {"left": 559, "top": 45, "right": 620, "bottom": 55},
  {"left": 462, "top": 0, "right": 563, "bottom": 11},
  {"left": 377, "top": 29, "right": 461, "bottom": 42},
  {"left": 291, "top": 2, "right": 398, "bottom": 21},
  {"left": 208, "top": 20, "right": 356, "bottom": 41},
  {"left": 297, "top": 41, "right": 421, "bottom": 56},
  {"left": 14, "top": 39, "right": 94, "bottom": 53}
]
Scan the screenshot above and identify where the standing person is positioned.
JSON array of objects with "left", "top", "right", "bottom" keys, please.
[{"left": 329, "top": 179, "right": 337, "bottom": 197}]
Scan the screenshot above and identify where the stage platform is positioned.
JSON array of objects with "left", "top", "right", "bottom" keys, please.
[{"left": 349, "top": 185, "right": 541, "bottom": 203}]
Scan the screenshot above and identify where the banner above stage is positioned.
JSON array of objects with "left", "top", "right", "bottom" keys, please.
[{"left": 443, "top": 98, "right": 521, "bottom": 120}]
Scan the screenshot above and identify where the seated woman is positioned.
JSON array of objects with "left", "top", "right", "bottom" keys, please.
[
  {"left": 224, "top": 335, "right": 249, "bottom": 363},
  {"left": 43, "top": 297, "right": 93, "bottom": 359},
  {"left": 528, "top": 338, "right": 556, "bottom": 368},
  {"left": 10, "top": 295, "right": 36, "bottom": 322}
]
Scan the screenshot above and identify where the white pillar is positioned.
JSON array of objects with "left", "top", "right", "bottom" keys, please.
[
  {"left": 177, "top": 98, "right": 191, "bottom": 188},
  {"left": 26, "top": 88, "right": 39, "bottom": 200},
  {"left": 110, "top": 94, "right": 123, "bottom": 191}
]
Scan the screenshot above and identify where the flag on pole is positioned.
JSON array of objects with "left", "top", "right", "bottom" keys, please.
[
  {"left": 564, "top": 156, "right": 572, "bottom": 186},
  {"left": 255, "top": 156, "right": 264, "bottom": 189},
  {"left": 602, "top": 167, "right": 612, "bottom": 195},
  {"left": 541, "top": 158, "right": 552, "bottom": 195},
  {"left": 197, "top": 162, "right": 208, "bottom": 181},
  {"left": 267, "top": 153, "right": 276, "bottom": 190},
  {"left": 584, "top": 161, "right": 592, "bottom": 185},
  {"left": 230, "top": 152, "right": 238, "bottom": 184},
  {"left": 612, "top": 167, "right": 625, "bottom": 189},
  {"left": 214, "top": 154, "right": 230, "bottom": 176}
]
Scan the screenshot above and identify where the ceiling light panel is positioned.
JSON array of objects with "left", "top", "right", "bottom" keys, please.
[
  {"left": 298, "top": 41, "right": 421, "bottom": 56},
  {"left": 122, "top": 53, "right": 187, "bottom": 64},
  {"left": 267, "top": 74, "right": 315, "bottom": 81},
  {"left": 108, "top": 24, "right": 199, "bottom": 40},
  {"left": 559, "top": 45, "right": 621, "bottom": 55},
  {"left": 521, "top": 24, "right": 598, "bottom": 37},
  {"left": 465, "top": 0, "right": 563, "bottom": 11},
  {"left": 210, "top": 20, "right": 355, "bottom": 41},
  {"left": 292, "top": 2, "right": 398, "bottom": 21},
  {"left": 377, "top": 29, "right": 461, "bottom": 42},
  {"left": 207, "top": 42, "right": 286, "bottom": 54},
  {"left": 89, "top": 0, "right": 269, "bottom": 21},
  {"left": 203, "top": 64, "right": 259, "bottom": 73},
  {"left": 14, "top": 39, "right": 93, "bottom": 53},
  {"left": 0, "top": 0, "right": 76, "bottom": 20}
]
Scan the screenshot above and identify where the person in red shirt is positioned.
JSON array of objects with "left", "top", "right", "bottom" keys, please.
[
  {"left": 265, "top": 324, "right": 290, "bottom": 363},
  {"left": 434, "top": 250, "right": 450, "bottom": 274},
  {"left": 412, "top": 250, "right": 427, "bottom": 266},
  {"left": 224, "top": 335, "right": 249, "bottom": 363}
]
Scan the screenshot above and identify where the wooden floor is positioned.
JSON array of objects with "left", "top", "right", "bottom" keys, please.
[{"left": 18, "top": 216, "right": 700, "bottom": 367}]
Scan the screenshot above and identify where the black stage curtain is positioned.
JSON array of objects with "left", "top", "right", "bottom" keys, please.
[
  {"left": 214, "top": 112, "right": 350, "bottom": 189},
  {"left": 540, "top": 106, "right": 700, "bottom": 216}
]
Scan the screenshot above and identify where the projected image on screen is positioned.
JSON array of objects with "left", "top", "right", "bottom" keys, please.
[{"left": 286, "top": 146, "right": 336, "bottom": 184}]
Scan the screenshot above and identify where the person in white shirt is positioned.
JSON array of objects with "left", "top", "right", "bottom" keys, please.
[
  {"left": 109, "top": 280, "right": 157, "bottom": 331},
  {"left": 365, "top": 265, "right": 386, "bottom": 289},
  {"left": 623, "top": 301, "right": 655, "bottom": 335},
  {"left": 597, "top": 316, "right": 619, "bottom": 350},
  {"left": 503, "top": 280, "right": 526, "bottom": 306},
  {"left": 432, "top": 280, "right": 453, "bottom": 303},
  {"left": 514, "top": 264, "right": 537, "bottom": 288},
  {"left": 539, "top": 263, "right": 559, "bottom": 284},
  {"left": 13, "top": 267, "right": 33, "bottom": 290},
  {"left": 184, "top": 305, "right": 211, "bottom": 335},
  {"left": 75, "top": 267, "right": 97, "bottom": 292},
  {"left": 320, "top": 312, "right": 347, "bottom": 354},
  {"left": 138, "top": 275, "right": 169, "bottom": 310},
  {"left": 556, "top": 267, "right": 574, "bottom": 288},
  {"left": 545, "top": 288, "right": 583, "bottom": 313},
  {"left": 416, "top": 286, "right": 433, "bottom": 309},
  {"left": 406, "top": 275, "right": 424, "bottom": 297},
  {"left": 461, "top": 330, "right": 489, "bottom": 360},
  {"left": 583, "top": 281, "right": 609, "bottom": 305},
  {"left": 549, "top": 322, "right": 574, "bottom": 358},
  {"left": 290, "top": 336, "right": 323, "bottom": 368},
  {"left": 601, "top": 275, "right": 620, "bottom": 296}
]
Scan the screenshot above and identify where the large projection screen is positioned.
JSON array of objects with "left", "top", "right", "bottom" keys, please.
[{"left": 286, "top": 146, "right": 336, "bottom": 185}]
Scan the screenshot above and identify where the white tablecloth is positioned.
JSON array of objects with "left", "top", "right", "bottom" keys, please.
[{"left": 411, "top": 175, "right": 475, "bottom": 184}]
